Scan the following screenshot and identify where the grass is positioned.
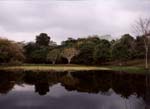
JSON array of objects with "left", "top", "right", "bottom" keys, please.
[
  {"left": 0, "top": 64, "right": 109, "bottom": 71},
  {"left": 0, "top": 64, "right": 149, "bottom": 74},
  {"left": 107, "top": 66, "right": 149, "bottom": 74}
]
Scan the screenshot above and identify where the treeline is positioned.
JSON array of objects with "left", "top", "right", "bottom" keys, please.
[{"left": 0, "top": 33, "right": 147, "bottom": 65}]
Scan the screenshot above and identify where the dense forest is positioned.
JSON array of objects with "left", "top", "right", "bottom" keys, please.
[{"left": 0, "top": 33, "right": 148, "bottom": 66}]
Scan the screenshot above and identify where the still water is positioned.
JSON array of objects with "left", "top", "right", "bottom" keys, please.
[{"left": 0, "top": 70, "right": 149, "bottom": 109}]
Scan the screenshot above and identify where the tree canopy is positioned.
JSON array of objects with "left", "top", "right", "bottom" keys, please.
[
  {"left": 47, "top": 49, "right": 60, "bottom": 64},
  {"left": 36, "top": 33, "right": 50, "bottom": 46},
  {"left": 0, "top": 38, "right": 24, "bottom": 65},
  {"left": 61, "top": 47, "right": 79, "bottom": 64}
]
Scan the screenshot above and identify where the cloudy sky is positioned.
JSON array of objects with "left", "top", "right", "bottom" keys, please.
[{"left": 0, "top": 0, "right": 149, "bottom": 44}]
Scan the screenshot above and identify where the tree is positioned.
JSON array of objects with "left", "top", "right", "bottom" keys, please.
[
  {"left": 120, "top": 34, "right": 136, "bottom": 58},
  {"left": 24, "top": 33, "right": 52, "bottom": 63},
  {"left": 30, "top": 46, "right": 49, "bottom": 63},
  {"left": 61, "top": 37, "right": 77, "bottom": 48},
  {"left": 47, "top": 49, "right": 60, "bottom": 64},
  {"left": 0, "top": 38, "right": 24, "bottom": 65},
  {"left": 112, "top": 42, "right": 128, "bottom": 65},
  {"left": 120, "top": 34, "right": 135, "bottom": 47},
  {"left": 36, "top": 33, "right": 50, "bottom": 46},
  {"left": 133, "top": 18, "right": 150, "bottom": 69},
  {"left": 61, "top": 47, "right": 79, "bottom": 64},
  {"left": 24, "top": 42, "right": 37, "bottom": 63},
  {"left": 93, "top": 39, "right": 111, "bottom": 64},
  {"left": 111, "top": 34, "right": 135, "bottom": 65},
  {"left": 135, "top": 36, "right": 145, "bottom": 58},
  {"left": 86, "top": 36, "right": 100, "bottom": 44},
  {"left": 73, "top": 36, "right": 100, "bottom": 64},
  {"left": 75, "top": 42, "right": 95, "bottom": 64}
]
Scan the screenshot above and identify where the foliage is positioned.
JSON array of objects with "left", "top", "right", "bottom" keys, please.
[
  {"left": 61, "top": 37, "right": 77, "bottom": 47},
  {"left": 61, "top": 47, "right": 79, "bottom": 64},
  {"left": 134, "top": 36, "right": 145, "bottom": 58},
  {"left": 0, "top": 38, "right": 24, "bottom": 65},
  {"left": 112, "top": 42, "right": 129, "bottom": 62},
  {"left": 36, "top": 33, "right": 50, "bottom": 46},
  {"left": 47, "top": 49, "right": 60, "bottom": 64},
  {"left": 29, "top": 46, "right": 49, "bottom": 63},
  {"left": 24, "top": 42, "right": 37, "bottom": 62},
  {"left": 72, "top": 36, "right": 101, "bottom": 64},
  {"left": 0, "top": 32, "right": 149, "bottom": 66},
  {"left": 93, "top": 39, "right": 111, "bottom": 64},
  {"left": 74, "top": 42, "right": 95, "bottom": 64},
  {"left": 24, "top": 33, "right": 52, "bottom": 63},
  {"left": 111, "top": 34, "right": 135, "bottom": 65}
]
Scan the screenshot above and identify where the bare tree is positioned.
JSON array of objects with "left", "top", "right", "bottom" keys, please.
[{"left": 133, "top": 18, "right": 150, "bottom": 69}]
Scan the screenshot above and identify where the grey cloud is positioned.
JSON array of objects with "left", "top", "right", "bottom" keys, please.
[{"left": 0, "top": 0, "right": 149, "bottom": 44}]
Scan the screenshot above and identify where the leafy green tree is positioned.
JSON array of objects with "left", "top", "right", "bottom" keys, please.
[
  {"left": 93, "top": 39, "right": 111, "bottom": 64},
  {"left": 134, "top": 36, "right": 145, "bottom": 58},
  {"left": 30, "top": 46, "right": 49, "bottom": 63},
  {"left": 120, "top": 34, "right": 136, "bottom": 58},
  {"left": 112, "top": 42, "right": 128, "bottom": 65},
  {"left": 112, "top": 38, "right": 133, "bottom": 65},
  {"left": 24, "top": 42, "right": 37, "bottom": 63},
  {"left": 24, "top": 42, "right": 49, "bottom": 63},
  {"left": 120, "top": 34, "right": 135, "bottom": 47},
  {"left": 24, "top": 33, "right": 53, "bottom": 63},
  {"left": 36, "top": 33, "right": 50, "bottom": 46},
  {"left": 61, "top": 37, "right": 77, "bottom": 48},
  {"left": 47, "top": 49, "right": 60, "bottom": 64},
  {"left": 86, "top": 36, "right": 100, "bottom": 44},
  {"left": 61, "top": 47, "right": 79, "bottom": 64},
  {"left": 71, "top": 36, "right": 101, "bottom": 64},
  {"left": 75, "top": 42, "right": 95, "bottom": 64},
  {"left": 111, "top": 34, "right": 135, "bottom": 65}
]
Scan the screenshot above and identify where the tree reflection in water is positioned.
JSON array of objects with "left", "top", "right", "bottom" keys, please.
[{"left": 0, "top": 70, "right": 149, "bottom": 108}]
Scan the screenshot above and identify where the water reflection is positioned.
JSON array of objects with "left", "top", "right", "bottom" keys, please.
[{"left": 0, "top": 70, "right": 149, "bottom": 109}]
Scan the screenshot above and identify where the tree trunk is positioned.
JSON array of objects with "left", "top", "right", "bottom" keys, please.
[
  {"left": 144, "top": 39, "right": 148, "bottom": 69},
  {"left": 52, "top": 61, "right": 55, "bottom": 65},
  {"left": 145, "top": 46, "right": 148, "bottom": 69},
  {"left": 68, "top": 58, "right": 71, "bottom": 64}
]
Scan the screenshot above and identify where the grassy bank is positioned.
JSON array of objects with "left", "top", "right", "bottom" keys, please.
[
  {"left": 107, "top": 66, "right": 148, "bottom": 74},
  {"left": 0, "top": 64, "right": 149, "bottom": 74},
  {"left": 0, "top": 65, "right": 109, "bottom": 71}
]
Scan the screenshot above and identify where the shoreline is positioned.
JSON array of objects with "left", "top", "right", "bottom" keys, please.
[{"left": 0, "top": 65, "right": 148, "bottom": 74}]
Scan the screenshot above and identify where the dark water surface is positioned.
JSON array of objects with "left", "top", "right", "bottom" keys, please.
[{"left": 0, "top": 70, "right": 149, "bottom": 109}]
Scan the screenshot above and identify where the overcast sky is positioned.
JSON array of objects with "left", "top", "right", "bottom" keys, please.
[{"left": 0, "top": 0, "right": 149, "bottom": 44}]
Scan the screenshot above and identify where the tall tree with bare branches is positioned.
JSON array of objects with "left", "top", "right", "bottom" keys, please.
[{"left": 134, "top": 18, "right": 150, "bottom": 69}]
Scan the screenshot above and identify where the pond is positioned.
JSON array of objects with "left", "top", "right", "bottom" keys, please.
[{"left": 0, "top": 70, "right": 149, "bottom": 109}]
